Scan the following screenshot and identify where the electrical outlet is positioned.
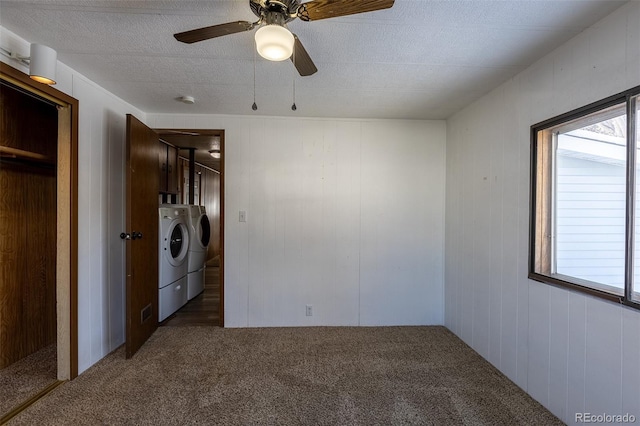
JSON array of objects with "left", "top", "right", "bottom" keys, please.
[{"left": 306, "top": 304, "right": 312, "bottom": 316}]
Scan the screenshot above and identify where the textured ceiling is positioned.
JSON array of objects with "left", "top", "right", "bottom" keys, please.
[{"left": 0, "top": 0, "right": 628, "bottom": 120}]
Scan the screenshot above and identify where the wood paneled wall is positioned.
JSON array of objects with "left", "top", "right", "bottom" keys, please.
[
  {"left": 0, "top": 83, "right": 58, "bottom": 368},
  {"left": 201, "top": 168, "right": 220, "bottom": 260},
  {"left": 178, "top": 158, "right": 221, "bottom": 260}
]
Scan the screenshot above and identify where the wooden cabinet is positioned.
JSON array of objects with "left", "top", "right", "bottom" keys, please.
[{"left": 159, "top": 142, "right": 178, "bottom": 194}]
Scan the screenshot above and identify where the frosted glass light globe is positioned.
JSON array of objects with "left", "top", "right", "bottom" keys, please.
[{"left": 255, "top": 25, "right": 294, "bottom": 61}]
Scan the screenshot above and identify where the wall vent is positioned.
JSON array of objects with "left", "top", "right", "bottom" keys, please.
[{"left": 141, "top": 304, "right": 152, "bottom": 324}]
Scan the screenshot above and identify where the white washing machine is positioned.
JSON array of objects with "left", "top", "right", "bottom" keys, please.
[
  {"left": 183, "top": 204, "right": 211, "bottom": 300},
  {"left": 158, "top": 205, "right": 190, "bottom": 321}
]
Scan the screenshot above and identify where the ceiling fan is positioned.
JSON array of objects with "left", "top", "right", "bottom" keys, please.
[{"left": 174, "top": 0, "right": 395, "bottom": 77}]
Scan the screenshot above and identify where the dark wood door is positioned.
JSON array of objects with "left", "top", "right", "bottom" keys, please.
[{"left": 125, "top": 115, "right": 159, "bottom": 358}]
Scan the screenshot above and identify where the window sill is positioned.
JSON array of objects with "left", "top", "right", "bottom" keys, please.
[{"left": 528, "top": 271, "right": 624, "bottom": 304}]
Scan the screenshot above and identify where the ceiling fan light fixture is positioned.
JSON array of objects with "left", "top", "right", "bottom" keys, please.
[{"left": 254, "top": 24, "right": 294, "bottom": 61}]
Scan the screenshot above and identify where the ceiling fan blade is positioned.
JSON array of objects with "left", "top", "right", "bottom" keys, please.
[
  {"left": 291, "top": 35, "right": 317, "bottom": 76},
  {"left": 298, "top": 0, "right": 394, "bottom": 21},
  {"left": 174, "top": 21, "right": 254, "bottom": 44}
]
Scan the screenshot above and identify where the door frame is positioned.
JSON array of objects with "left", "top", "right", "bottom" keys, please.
[{"left": 1, "top": 63, "right": 79, "bottom": 379}]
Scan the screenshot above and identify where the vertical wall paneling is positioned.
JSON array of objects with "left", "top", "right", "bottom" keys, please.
[
  {"left": 74, "top": 77, "right": 92, "bottom": 370},
  {"left": 149, "top": 114, "right": 446, "bottom": 328},
  {"left": 472, "top": 95, "right": 494, "bottom": 359},
  {"left": 333, "top": 121, "right": 361, "bottom": 326},
  {"left": 589, "top": 10, "right": 628, "bottom": 102},
  {"left": 489, "top": 86, "right": 505, "bottom": 368},
  {"left": 527, "top": 282, "right": 550, "bottom": 407},
  {"left": 443, "top": 120, "right": 457, "bottom": 332},
  {"left": 499, "top": 78, "right": 520, "bottom": 383},
  {"left": 584, "top": 298, "right": 622, "bottom": 415},
  {"left": 566, "top": 292, "right": 587, "bottom": 420},
  {"left": 316, "top": 121, "right": 338, "bottom": 325},
  {"left": 298, "top": 120, "right": 326, "bottom": 325},
  {"left": 359, "top": 120, "right": 445, "bottom": 326},
  {"left": 548, "top": 286, "right": 569, "bottom": 420},
  {"left": 459, "top": 114, "right": 474, "bottom": 344},
  {"left": 225, "top": 117, "right": 250, "bottom": 328},
  {"left": 246, "top": 118, "right": 268, "bottom": 326},
  {"left": 621, "top": 306, "right": 640, "bottom": 417},
  {"left": 445, "top": 2, "right": 640, "bottom": 423},
  {"left": 515, "top": 71, "right": 531, "bottom": 391},
  {"left": 75, "top": 78, "right": 106, "bottom": 370},
  {"left": 106, "top": 109, "right": 126, "bottom": 349},
  {"left": 626, "top": 5, "right": 640, "bottom": 89}
]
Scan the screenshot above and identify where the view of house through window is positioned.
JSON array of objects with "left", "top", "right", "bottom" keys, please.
[
  {"left": 531, "top": 87, "right": 640, "bottom": 305},
  {"left": 555, "top": 105, "right": 627, "bottom": 294}
]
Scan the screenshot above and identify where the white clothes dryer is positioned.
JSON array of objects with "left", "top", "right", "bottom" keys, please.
[
  {"left": 158, "top": 205, "right": 190, "bottom": 321},
  {"left": 182, "top": 204, "right": 211, "bottom": 300},
  {"left": 186, "top": 205, "right": 210, "bottom": 272}
]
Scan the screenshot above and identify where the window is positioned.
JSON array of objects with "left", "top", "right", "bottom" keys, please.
[{"left": 530, "top": 86, "right": 640, "bottom": 306}]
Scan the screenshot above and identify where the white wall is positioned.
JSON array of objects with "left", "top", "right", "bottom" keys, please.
[
  {"left": 147, "top": 114, "right": 446, "bottom": 327},
  {"left": 444, "top": 2, "right": 640, "bottom": 424},
  {"left": 1, "top": 28, "right": 146, "bottom": 374}
]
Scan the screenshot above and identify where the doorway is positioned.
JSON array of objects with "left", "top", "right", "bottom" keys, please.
[
  {"left": 155, "top": 129, "right": 225, "bottom": 327},
  {"left": 0, "top": 63, "right": 78, "bottom": 422}
]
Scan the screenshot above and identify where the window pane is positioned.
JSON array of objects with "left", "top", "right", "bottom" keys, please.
[{"left": 554, "top": 104, "right": 627, "bottom": 294}]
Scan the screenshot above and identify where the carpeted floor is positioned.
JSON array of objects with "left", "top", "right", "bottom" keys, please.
[
  {"left": 8, "top": 326, "right": 561, "bottom": 425},
  {"left": 0, "top": 344, "right": 57, "bottom": 417}
]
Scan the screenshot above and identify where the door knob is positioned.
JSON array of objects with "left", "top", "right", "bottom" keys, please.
[
  {"left": 120, "top": 232, "right": 131, "bottom": 240},
  {"left": 132, "top": 232, "right": 143, "bottom": 240}
]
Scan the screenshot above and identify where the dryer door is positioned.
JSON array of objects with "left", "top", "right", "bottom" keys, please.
[
  {"left": 165, "top": 221, "right": 189, "bottom": 265},
  {"left": 198, "top": 214, "right": 211, "bottom": 248}
]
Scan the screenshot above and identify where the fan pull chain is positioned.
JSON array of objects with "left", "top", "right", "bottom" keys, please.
[
  {"left": 291, "top": 78, "right": 297, "bottom": 111},
  {"left": 252, "top": 44, "right": 258, "bottom": 111},
  {"left": 291, "top": 45, "right": 297, "bottom": 111}
]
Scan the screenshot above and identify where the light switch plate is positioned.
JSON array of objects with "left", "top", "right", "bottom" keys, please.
[{"left": 239, "top": 210, "right": 247, "bottom": 222}]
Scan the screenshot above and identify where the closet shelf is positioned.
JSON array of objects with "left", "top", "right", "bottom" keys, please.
[{"left": 0, "top": 145, "right": 54, "bottom": 164}]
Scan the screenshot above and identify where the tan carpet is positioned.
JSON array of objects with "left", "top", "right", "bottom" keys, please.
[
  {"left": 0, "top": 344, "right": 57, "bottom": 417},
  {"left": 8, "top": 327, "right": 561, "bottom": 425}
]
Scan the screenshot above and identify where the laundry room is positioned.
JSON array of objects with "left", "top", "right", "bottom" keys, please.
[{"left": 156, "top": 131, "right": 223, "bottom": 327}]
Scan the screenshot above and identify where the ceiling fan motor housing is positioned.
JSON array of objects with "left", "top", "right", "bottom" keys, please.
[{"left": 250, "top": 0, "right": 300, "bottom": 22}]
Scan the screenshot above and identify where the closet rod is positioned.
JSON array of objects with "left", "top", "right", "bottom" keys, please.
[{"left": 0, "top": 145, "right": 53, "bottom": 163}]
